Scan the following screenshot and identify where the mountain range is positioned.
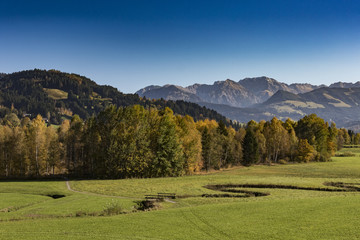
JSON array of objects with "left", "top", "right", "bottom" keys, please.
[
  {"left": 137, "top": 77, "right": 360, "bottom": 130},
  {"left": 137, "top": 77, "right": 327, "bottom": 107}
]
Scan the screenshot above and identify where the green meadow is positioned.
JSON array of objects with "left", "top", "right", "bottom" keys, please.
[{"left": 1, "top": 147, "right": 360, "bottom": 239}]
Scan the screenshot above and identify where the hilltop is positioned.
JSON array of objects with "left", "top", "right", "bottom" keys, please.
[{"left": 0, "top": 69, "right": 234, "bottom": 126}]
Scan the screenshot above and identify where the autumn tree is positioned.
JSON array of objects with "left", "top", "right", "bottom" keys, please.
[
  {"left": 327, "top": 122, "right": 338, "bottom": 156},
  {"left": 175, "top": 115, "right": 202, "bottom": 174},
  {"left": 296, "top": 114, "right": 330, "bottom": 161},
  {"left": 263, "top": 117, "right": 288, "bottom": 163},
  {"left": 296, "top": 139, "right": 316, "bottom": 163},
  {"left": 25, "top": 115, "right": 48, "bottom": 176},
  {"left": 116, "top": 105, "right": 153, "bottom": 178},
  {"left": 150, "top": 108, "right": 184, "bottom": 177},
  {"left": 46, "top": 126, "right": 61, "bottom": 175},
  {"left": 283, "top": 119, "right": 298, "bottom": 161}
]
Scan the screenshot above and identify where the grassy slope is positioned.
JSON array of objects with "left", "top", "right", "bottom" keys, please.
[
  {"left": 1, "top": 148, "right": 360, "bottom": 239},
  {"left": 43, "top": 88, "right": 68, "bottom": 100},
  {"left": 0, "top": 181, "right": 135, "bottom": 221}
]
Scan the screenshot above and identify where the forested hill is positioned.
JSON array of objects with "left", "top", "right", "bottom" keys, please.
[{"left": 0, "top": 69, "right": 234, "bottom": 126}]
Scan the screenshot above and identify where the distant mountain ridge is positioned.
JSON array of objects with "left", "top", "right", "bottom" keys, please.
[
  {"left": 259, "top": 87, "right": 360, "bottom": 123},
  {"left": 137, "top": 77, "right": 360, "bottom": 129},
  {"left": 137, "top": 76, "right": 323, "bottom": 107},
  {"left": 329, "top": 81, "right": 360, "bottom": 88},
  {"left": 195, "top": 87, "right": 360, "bottom": 129}
]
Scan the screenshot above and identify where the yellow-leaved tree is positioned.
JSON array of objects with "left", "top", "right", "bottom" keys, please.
[
  {"left": 176, "top": 115, "right": 202, "bottom": 174},
  {"left": 25, "top": 115, "right": 47, "bottom": 176}
]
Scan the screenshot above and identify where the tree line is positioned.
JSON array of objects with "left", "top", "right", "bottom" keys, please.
[{"left": 0, "top": 105, "right": 357, "bottom": 178}]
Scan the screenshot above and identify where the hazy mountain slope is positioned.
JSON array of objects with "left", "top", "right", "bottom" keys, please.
[
  {"left": 289, "top": 83, "right": 323, "bottom": 93},
  {"left": 137, "top": 77, "right": 360, "bottom": 128},
  {"left": 138, "top": 76, "right": 321, "bottom": 108},
  {"left": 238, "top": 77, "right": 294, "bottom": 102},
  {"left": 258, "top": 90, "right": 302, "bottom": 105},
  {"left": 258, "top": 87, "right": 360, "bottom": 126},
  {"left": 138, "top": 79, "right": 258, "bottom": 107},
  {"left": 300, "top": 87, "right": 360, "bottom": 108},
  {"left": 195, "top": 87, "right": 360, "bottom": 128},
  {"left": 135, "top": 85, "right": 162, "bottom": 95},
  {"left": 190, "top": 79, "right": 257, "bottom": 107},
  {"left": 136, "top": 84, "right": 201, "bottom": 102},
  {"left": 197, "top": 101, "right": 272, "bottom": 123}
]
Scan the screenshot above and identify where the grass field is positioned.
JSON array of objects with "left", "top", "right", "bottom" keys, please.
[
  {"left": 43, "top": 88, "right": 68, "bottom": 100},
  {"left": 1, "top": 148, "right": 360, "bottom": 239}
]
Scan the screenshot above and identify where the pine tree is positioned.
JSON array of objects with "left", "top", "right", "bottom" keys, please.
[
  {"left": 201, "top": 127, "right": 211, "bottom": 171},
  {"left": 242, "top": 127, "right": 259, "bottom": 166}
]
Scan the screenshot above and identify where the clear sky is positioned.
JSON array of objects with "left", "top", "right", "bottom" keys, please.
[{"left": 1, "top": 0, "right": 360, "bottom": 93}]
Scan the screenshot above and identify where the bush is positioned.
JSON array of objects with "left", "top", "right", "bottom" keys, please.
[
  {"left": 278, "top": 159, "right": 287, "bottom": 165},
  {"left": 135, "top": 200, "right": 159, "bottom": 211},
  {"left": 101, "top": 200, "right": 123, "bottom": 216}
]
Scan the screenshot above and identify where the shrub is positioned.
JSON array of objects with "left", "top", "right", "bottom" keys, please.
[
  {"left": 278, "top": 159, "right": 287, "bottom": 165},
  {"left": 135, "top": 200, "right": 159, "bottom": 211},
  {"left": 101, "top": 200, "right": 123, "bottom": 216}
]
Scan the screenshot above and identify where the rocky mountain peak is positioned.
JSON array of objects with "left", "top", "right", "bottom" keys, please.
[
  {"left": 329, "top": 81, "right": 360, "bottom": 88},
  {"left": 136, "top": 85, "right": 161, "bottom": 95}
]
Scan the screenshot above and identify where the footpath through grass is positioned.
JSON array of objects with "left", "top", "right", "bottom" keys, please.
[{"left": 1, "top": 148, "right": 360, "bottom": 239}]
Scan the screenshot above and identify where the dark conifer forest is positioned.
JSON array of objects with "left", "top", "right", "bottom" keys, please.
[{"left": 0, "top": 69, "right": 235, "bottom": 127}]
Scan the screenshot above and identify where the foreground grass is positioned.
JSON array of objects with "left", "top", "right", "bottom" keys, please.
[
  {"left": 71, "top": 147, "right": 360, "bottom": 200},
  {"left": 0, "top": 181, "right": 135, "bottom": 221},
  {"left": 1, "top": 195, "right": 360, "bottom": 240},
  {"left": 1, "top": 148, "right": 360, "bottom": 239}
]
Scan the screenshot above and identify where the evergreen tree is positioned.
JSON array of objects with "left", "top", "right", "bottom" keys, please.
[
  {"left": 201, "top": 127, "right": 211, "bottom": 171},
  {"left": 242, "top": 127, "right": 259, "bottom": 166}
]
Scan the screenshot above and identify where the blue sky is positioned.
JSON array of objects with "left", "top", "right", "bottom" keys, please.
[{"left": 1, "top": 0, "right": 360, "bottom": 93}]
